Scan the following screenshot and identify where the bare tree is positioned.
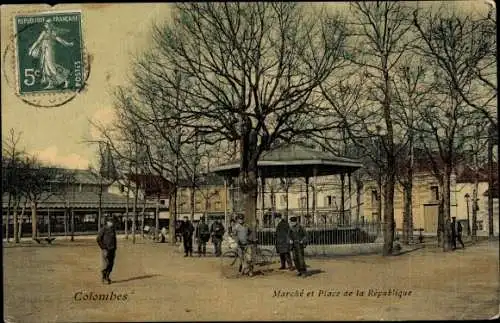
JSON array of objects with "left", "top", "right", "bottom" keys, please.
[
  {"left": 391, "top": 58, "right": 434, "bottom": 244},
  {"left": 412, "top": 5, "right": 497, "bottom": 242},
  {"left": 347, "top": 1, "right": 417, "bottom": 255},
  {"left": 130, "top": 3, "right": 348, "bottom": 259},
  {"left": 2, "top": 129, "right": 26, "bottom": 243},
  {"left": 413, "top": 5, "right": 497, "bottom": 129}
]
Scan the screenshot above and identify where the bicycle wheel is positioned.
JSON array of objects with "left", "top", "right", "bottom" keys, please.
[
  {"left": 220, "top": 250, "right": 241, "bottom": 278},
  {"left": 258, "top": 248, "right": 275, "bottom": 265}
]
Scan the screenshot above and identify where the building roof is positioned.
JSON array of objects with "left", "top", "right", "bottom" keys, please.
[
  {"left": 178, "top": 173, "right": 225, "bottom": 188},
  {"left": 126, "top": 173, "right": 175, "bottom": 197},
  {"left": 212, "top": 144, "right": 363, "bottom": 178},
  {"left": 2, "top": 191, "right": 162, "bottom": 210}
]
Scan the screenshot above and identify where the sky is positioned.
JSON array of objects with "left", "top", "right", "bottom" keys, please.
[{"left": 0, "top": 1, "right": 492, "bottom": 170}]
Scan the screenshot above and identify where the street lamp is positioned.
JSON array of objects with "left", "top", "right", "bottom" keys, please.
[{"left": 464, "top": 193, "right": 471, "bottom": 236}]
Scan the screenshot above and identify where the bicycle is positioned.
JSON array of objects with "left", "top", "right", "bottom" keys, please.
[{"left": 220, "top": 239, "right": 275, "bottom": 278}]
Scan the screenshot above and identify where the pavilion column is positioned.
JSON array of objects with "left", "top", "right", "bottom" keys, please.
[
  {"left": 224, "top": 177, "right": 228, "bottom": 230},
  {"left": 284, "top": 166, "right": 289, "bottom": 221},
  {"left": 261, "top": 176, "right": 266, "bottom": 227},
  {"left": 348, "top": 172, "right": 352, "bottom": 226},
  {"left": 312, "top": 167, "right": 317, "bottom": 225},
  {"left": 340, "top": 172, "right": 345, "bottom": 226},
  {"left": 305, "top": 176, "right": 309, "bottom": 227}
]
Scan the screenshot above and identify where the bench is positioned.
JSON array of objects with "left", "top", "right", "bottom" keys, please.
[{"left": 34, "top": 237, "right": 56, "bottom": 244}]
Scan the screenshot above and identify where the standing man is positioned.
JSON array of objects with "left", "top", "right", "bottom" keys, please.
[
  {"left": 451, "top": 217, "right": 465, "bottom": 250},
  {"left": 196, "top": 216, "right": 211, "bottom": 256},
  {"left": 97, "top": 216, "right": 117, "bottom": 284},
  {"left": 289, "top": 217, "right": 308, "bottom": 277},
  {"left": 232, "top": 214, "right": 252, "bottom": 275},
  {"left": 275, "top": 214, "right": 293, "bottom": 270},
  {"left": 210, "top": 219, "right": 225, "bottom": 257},
  {"left": 180, "top": 216, "right": 194, "bottom": 257}
]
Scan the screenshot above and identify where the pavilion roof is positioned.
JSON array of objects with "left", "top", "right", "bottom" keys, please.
[
  {"left": 2, "top": 191, "right": 162, "bottom": 210},
  {"left": 212, "top": 144, "right": 363, "bottom": 178}
]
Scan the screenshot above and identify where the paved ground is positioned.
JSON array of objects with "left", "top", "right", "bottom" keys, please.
[{"left": 3, "top": 237, "right": 499, "bottom": 322}]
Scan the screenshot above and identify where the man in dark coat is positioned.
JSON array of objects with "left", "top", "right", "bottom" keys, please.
[
  {"left": 451, "top": 217, "right": 465, "bottom": 250},
  {"left": 289, "top": 217, "right": 308, "bottom": 277},
  {"left": 275, "top": 214, "right": 293, "bottom": 270},
  {"left": 196, "top": 216, "right": 211, "bottom": 256},
  {"left": 210, "top": 219, "right": 225, "bottom": 257},
  {"left": 97, "top": 216, "right": 117, "bottom": 284},
  {"left": 180, "top": 216, "right": 194, "bottom": 257}
]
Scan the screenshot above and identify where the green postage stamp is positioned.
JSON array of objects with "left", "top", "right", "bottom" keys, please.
[{"left": 14, "top": 11, "right": 84, "bottom": 95}]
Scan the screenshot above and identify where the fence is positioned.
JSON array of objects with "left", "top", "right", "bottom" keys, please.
[{"left": 254, "top": 220, "right": 381, "bottom": 247}]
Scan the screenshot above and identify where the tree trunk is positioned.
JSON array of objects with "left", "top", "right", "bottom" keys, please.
[
  {"left": 141, "top": 196, "right": 146, "bottom": 238},
  {"left": 47, "top": 209, "right": 51, "bottom": 238},
  {"left": 31, "top": 201, "right": 38, "bottom": 240},
  {"left": 340, "top": 173, "right": 345, "bottom": 226},
  {"left": 169, "top": 189, "right": 177, "bottom": 246},
  {"left": 190, "top": 185, "right": 196, "bottom": 222},
  {"left": 487, "top": 130, "right": 494, "bottom": 238},
  {"left": 70, "top": 208, "right": 75, "bottom": 242},
  {"left": 98, "top": 182, "right": 103, "bottom": 232},
  {"left": 125, "top": 186, "right": 130, "bottom": 239},
  {"left": 240, "top": 167, "right": 258, "bottom": 260},
  {"left": 402, "top": 181, "right": 413, "bottom": 245},
  {"left": 382, "top": 173, "right": 396, "bottom": 256},
  {"left": 132, "top": 182, "right": 139, "bottom": 244},
  {"left": 356, "top": 179, "right": 362, "bottom": 224},
  {"left": 472, "top": 184, "right": 478, "bottom": 242},
  {"left": 437, "top": 180, "right": 444, "bottom": 247},
  {"left": 18, "top": 199, "right": 27, "bottom": 242},
  {"left": 64, "top": 207, "right": 68, "bottom": 237},
  {"left": 13, "top": 197, "right": 19, "bottom": 243},
  {"left": 270, "top": 184, "right": 276, "bottom": 213},
  {"left": 6, "top": 193, "right": 11, "bottom": 242},
  {"left": 155, "top": 193, "right": 160, "bottom": 240},
  {"left": 442, "top": 168, "right": 452, "bottom": 251}
]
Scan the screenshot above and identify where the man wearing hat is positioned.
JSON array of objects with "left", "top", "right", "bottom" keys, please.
[
  {"left": 451, "top": 217, "right": 465, "bottom": 250},
  {"left": 275, "top": 213, "right": 293, "bottom": 270},
  {"left": 97, "top": 216, "right": 118, "bottom": 284},
  {"left": 195, "top": 216, "right": 211, "bottom": 256},
  {"left": 289, "top": 216, "right": 308, "bottom": 276},
  {"left": 180, "top": 216, "right": 195, "bottom": 257},
  {"left": 232, "top": 214, "right": 252, "bottom": 274}
]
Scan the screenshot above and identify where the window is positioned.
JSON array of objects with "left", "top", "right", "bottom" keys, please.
[
  {"left": 160, "top": 199, "right": 166, "bottom": 205},
  {"left": 326, "top": 195, "right": 333, "bottom": 207},
  {"left": 430, "top": 186, "right": 439, "bottom": 200},
  {"left": 119, "top": 184, "right": 125, "bottom": 193}
]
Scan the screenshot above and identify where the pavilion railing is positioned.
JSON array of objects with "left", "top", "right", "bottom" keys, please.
[{"left": 254, "top": 219, "right": 381, "bottom": 247}]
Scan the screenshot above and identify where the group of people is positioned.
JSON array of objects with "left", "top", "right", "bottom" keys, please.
[
  {"left": 177, "top": 216, "right": 226, "bottom": 257},
  {"left": 169, "top": 213, "right": 310, "bottom": 277},
  {"left": 95, "top": 213, "right": 310, "bottom": 284}
]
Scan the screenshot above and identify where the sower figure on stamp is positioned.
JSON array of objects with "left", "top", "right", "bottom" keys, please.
[
  {"left": 195, "top": 216, "right": 210, "bottom": 257},
  {"left": 97, "top": 216, "right": 117, "bottom": 284},
  {"left": 289, "top": 216, "right": 308, "bottom": 277},
  {"left": 275, "top": 213, "right": 293, "bottom": 270},
  {"left": 210, "top": 219, "right": 225, "bottom": 257},
  {"left": 28, "top": 19, "right": 73, "bottom": 90},
  {"left": 180, "top": 216, "right": 194, "bottom": 257}
]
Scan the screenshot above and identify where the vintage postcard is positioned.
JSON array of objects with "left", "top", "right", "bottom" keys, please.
[{"left": 2, "top": 2, "right": 498, "bottom": 322}]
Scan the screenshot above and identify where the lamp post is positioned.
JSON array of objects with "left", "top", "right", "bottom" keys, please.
[{"left": 464, "top": 193, "right": 471, "bottom": 236}]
